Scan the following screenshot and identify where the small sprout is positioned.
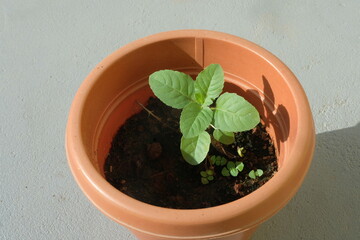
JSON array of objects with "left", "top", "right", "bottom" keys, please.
[
  {"left": 215, "top": 156, "right": 222, "bottom": 166},
  {"left": 222, "top": 161, "right": 245, "bottom": 177},
  {"left": 200, "top": 171, "right": 207, "bottom": 178},
  {"left": 200, "top": 170, "right": 215, "bottom": 184},
  {"left": 206, "top": 169, "right": 214, "bottom": 176},
  {"left": 201, "top": 178, "right": 209, "bottom": 185},
  {"left": 235, "top": 161, "right": 244, "bottom": 172},
  {"left": 210, "top": 155, "right": 228, "bottom": 166},
  {"left": 227, "top": 161, "right": 238, "bottom": 177},
  {"left": 249, "top": 170, "right": 256, "bottom": 179},
  {"left": 237, "top": 147, "right": 246, "bottom": 157},
  {"left": 256, "top": 169, "right": 264, "bottom": 177},
  {"left": 221, "top": 167, "right": 230, "bottom": 177},
  {"left": 220, "top": 157, "right": 227, "bottom": 166},
  {"left": 229, "top": 168, "right": 238, "bottom": 177},
  {"left": 210, "top": 156, "right": 216, "bottom": 165},
  {"left": 249, "top": 169, "right": 264, "bottom": 179},
  {"left": 227, "top": 161, "right": 235, "bottom": 169}
]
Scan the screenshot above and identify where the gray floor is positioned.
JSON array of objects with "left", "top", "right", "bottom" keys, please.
[{"left": 1, "top": 1, "right": 359, "bottom": 239}]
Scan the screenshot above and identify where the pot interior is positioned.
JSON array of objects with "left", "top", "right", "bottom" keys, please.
[{"left": 80, "top": 37, "right": 293, "bottom": 175}]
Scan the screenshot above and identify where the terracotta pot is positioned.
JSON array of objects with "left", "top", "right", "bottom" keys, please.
[{"left": 66, "top": 30, "right": 315, "bottom": 240}]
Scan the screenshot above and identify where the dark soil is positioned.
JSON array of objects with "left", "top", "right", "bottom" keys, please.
[{"left": 104, "top": 97, "right": 278, "bottom": 209}]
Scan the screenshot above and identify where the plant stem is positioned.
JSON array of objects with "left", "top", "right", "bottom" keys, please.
[
  {"left": 136, "top": 101, "right": 162, "bottom": 122},
  {"left": 210, "top": 124, "right": 217, "bottom": 130},
  {"left": 210, "top": 135, "right": 237, "bottom": 159},
  {"left": 136, "top": 101, "right": 179, "bottom": 132}
]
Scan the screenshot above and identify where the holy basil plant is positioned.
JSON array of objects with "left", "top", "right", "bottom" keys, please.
[{"left": 149, "top": 64, "right": 260, "bottom": 165}]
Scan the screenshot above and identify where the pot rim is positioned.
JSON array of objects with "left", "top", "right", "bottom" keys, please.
[{"left": 66, "top": 29, "right": 315, "bottom": 234}]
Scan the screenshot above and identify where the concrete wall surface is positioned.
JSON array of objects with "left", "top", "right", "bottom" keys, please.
[{"left": 1, "top": 1, "right": 359, "bottom": 239}]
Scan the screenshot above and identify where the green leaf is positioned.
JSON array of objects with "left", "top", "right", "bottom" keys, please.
[
  {"left": 215, "top": 156, "right": 222, "bottom": 166},
  {"left": 213, "top": 129, "right": 235, "bottom": 145},
  {"left": 180, "top": 103, "right": 213, "bottom": 138},
  {"left": 229, "top": 168, "right": 238, "bottom": 177},
  {"left": 195, "top": 93, "right": 205, "bottom": 104},
  {"left": 227, "top": 161, "right": 235, "bottom": 169},
  {"left": 256, "top": 169, "right": 264, "bottom": 177},
  {"left": 220, "top": 157, "right": 227, "bottom": 166},
  {"left": 149, "top": 70, "right": 195, "bottom": 109},
  {"left": 200, "top": 171, "right": 207, "bottom": 178},
  {"left": 214, "top": 93, "right": 260, "bottom": 132},
  {"left": 227, "top": 161, "right": 238, "bottom": 176},
  {"left": 201, "top": 177, "right": 209, "bottom": 185},
  {"left": 221, "top": 167, "right": 230, "bottom": 177},
  {"left": 249, "top": 170, "right": 256, "bottom": 179},
  {"left": 237, "top": 147, "right": 245, "bottom": 157},
  {"left": 210, "top": 156, "right": 216, "bottom": 165},
  {"left": 207, "top": 175, "right": 214, "bottom": 181},
  {"left": 206, "top": 169, "right": 214, "bottom": 176},
  {"left": 194, "top": 64, "right": 224, "bottom": 106},
  {"left": 180, "top": 131, "right": 211, "bottom": 165},
  {"left": 235, "top": 161, "right": 244, "bottom": 172}
]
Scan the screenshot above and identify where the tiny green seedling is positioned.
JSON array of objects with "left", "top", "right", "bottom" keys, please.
[
  {"left": 237, "top": 147, "right": 246, "bottom": 157},
  {"left": 249, "top": 169, "right": 264, "bottom": 179},
  {"left": 221, "top": 161, "right": 244, "bottom": 177},
  {"left": 200, "top": 169, "right": 214, "bottom": 184},
  {"left": 210, "top": 155, "right": 227, "bottom": 166},
  {"left": 149, "top": 64, "right": 260, "bottom": 165}
]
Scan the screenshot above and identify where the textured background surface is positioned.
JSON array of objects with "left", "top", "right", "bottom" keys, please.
[{"left": 1, "top": 1, "right": 359, "bottom": 239}]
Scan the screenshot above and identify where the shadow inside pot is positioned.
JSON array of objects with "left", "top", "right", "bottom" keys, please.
[
  {"left": 224, "top": 75, "right": 290, "bottom": 155},
  {"left": 246, "top": 76, "right": 290, "bottom": 153},
  {"left": 254, "top": 122, "right": 360, "bottom": 239}
]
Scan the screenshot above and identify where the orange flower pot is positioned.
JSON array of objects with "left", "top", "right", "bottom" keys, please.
[{"left": 66, "top": 30, "right": 315, "bottom": 240}]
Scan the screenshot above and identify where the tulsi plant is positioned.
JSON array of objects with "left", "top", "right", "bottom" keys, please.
[{"left": 149, "top": 64, "right": 260, "bottom": 165}]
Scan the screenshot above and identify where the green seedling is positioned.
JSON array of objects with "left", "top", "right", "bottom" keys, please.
[
  {"left": 210, "top": 155, "right": 227, "bottom": 166},
  {"left": 221, "top": 161, "right": 244, "bottom": 177},
  {"left": 237, "top": 147, "right": 246, "bottom": 157},
  {"left": 200, "top": 169, "right": 214, "bottom": 184},
  {"left": 149, "top": 64, "right": 260, "bottom": 165},
  {"left": 249, "top": 169, "right": 264, "bottom": 179}
]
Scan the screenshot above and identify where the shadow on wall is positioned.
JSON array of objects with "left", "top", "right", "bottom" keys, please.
[{"left": 254, "top": 122, "right": 360, "bottom": 239}]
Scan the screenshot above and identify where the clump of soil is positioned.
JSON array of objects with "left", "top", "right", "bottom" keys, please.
[{"left": 104, "top": 97, "right": 277, "bottom": 209}]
